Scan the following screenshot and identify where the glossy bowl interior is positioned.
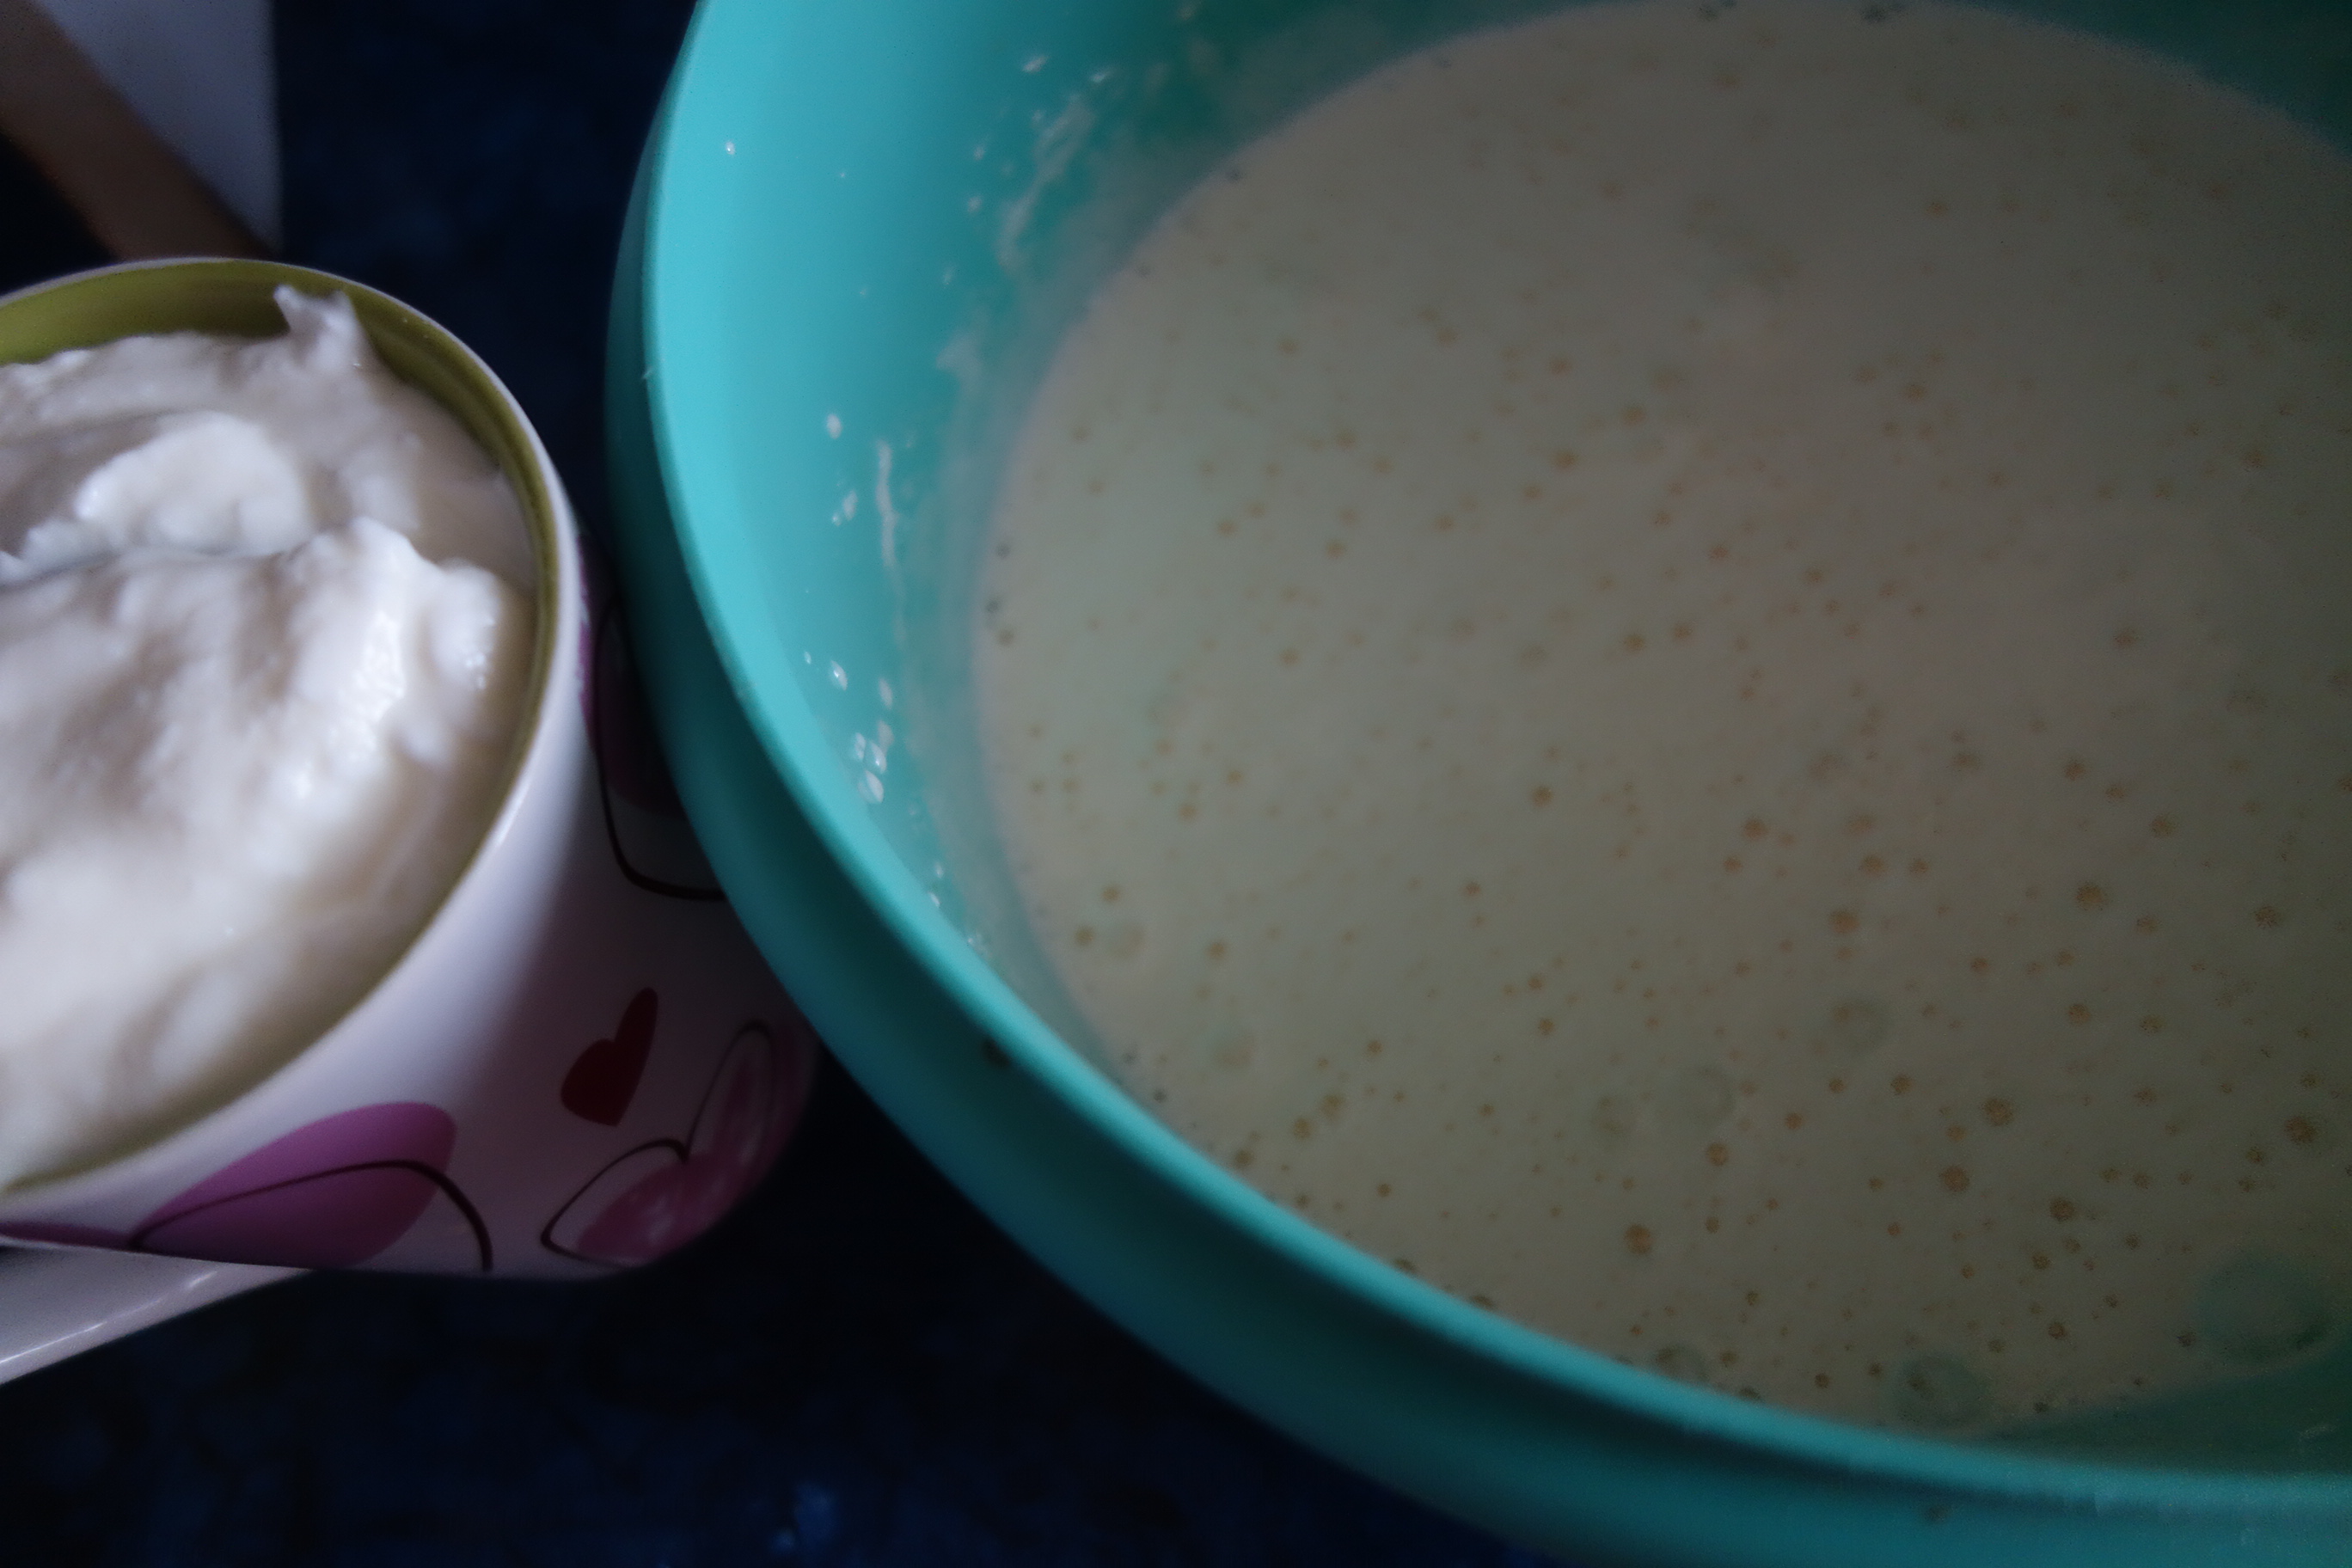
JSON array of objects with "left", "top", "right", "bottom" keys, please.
[{"left": 607, "top": 3, "right": 2352, "bottom": 1562}]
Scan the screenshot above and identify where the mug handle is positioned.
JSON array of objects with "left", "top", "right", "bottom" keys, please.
[{"left": 0, "top": 1246, "right": 295, "bottom": 1384}]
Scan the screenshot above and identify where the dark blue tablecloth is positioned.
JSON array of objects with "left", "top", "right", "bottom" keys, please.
[{"left": 0, "top": 5, "right": 1569, "bottom": 1564}]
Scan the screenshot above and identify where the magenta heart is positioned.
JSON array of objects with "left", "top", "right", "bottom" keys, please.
[
  {"left": 564, "top": 1084, "right": 758, "bottom": 1266},
  {"left": 542, "top": 1021, "right": 795, "bottom": 1266},
  {"left": 129, "top": 1103, "right": 473, "bottom": 1270},
  {"left": 139, "top": 1165, "right": 452, "bottom": 1271},
  {"left": 560, "top": 988, "right": 658, "bottom": 1125},
  {"left": 572, "top": 1148, "right": 741, "bottom": 1266}
]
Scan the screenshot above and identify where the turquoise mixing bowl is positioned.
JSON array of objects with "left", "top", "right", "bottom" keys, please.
[{"left": 606, "top": 3, "right": 2352, "bottom": 1561}]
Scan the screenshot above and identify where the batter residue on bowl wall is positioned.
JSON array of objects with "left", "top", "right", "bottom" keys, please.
[{"left": 973, "top": 0, "right": 2352, "bottom": 1430}]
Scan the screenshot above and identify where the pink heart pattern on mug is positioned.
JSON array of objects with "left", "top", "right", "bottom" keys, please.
[
  {"left": 541, "top": 1020, "right": 799, "bottom": 1266},
  {"left": 560, "top": 988, "right": 658, "bottom": 1126},
  {"left": 132, "top": 1102, "right": 487, "bottom": 1270},
  {"left": 3, "top": 1104, "right": 489, "bottom": 1271},
  {"left": 587, "top": 597, "right": 724, "bottom": 899}
]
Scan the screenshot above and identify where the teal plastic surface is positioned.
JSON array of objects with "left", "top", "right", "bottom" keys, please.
[{"left": 606, "top": 3, "right": 2352, "bottom": 1561}]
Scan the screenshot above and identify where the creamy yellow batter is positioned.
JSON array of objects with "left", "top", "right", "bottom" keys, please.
[{"left": 975, "top": 0, "right": 2352, "bottom": 1429}]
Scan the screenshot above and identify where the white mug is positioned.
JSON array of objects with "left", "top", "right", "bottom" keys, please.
[{"left": 0, "top": 261, "right": 818, "bottom": 1380}]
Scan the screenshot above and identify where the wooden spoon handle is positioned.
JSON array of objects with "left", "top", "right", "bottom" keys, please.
[{"left": 0, "top": 0, "right": 266, "bottom": 260}]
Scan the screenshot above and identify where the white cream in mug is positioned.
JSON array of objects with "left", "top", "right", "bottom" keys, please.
[
  {"left": 0, "top": 288, "right": 534, "bottom": 1188},
  {"left": 976, "top": 1, "right": 2352, "bottom": 1429}
]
